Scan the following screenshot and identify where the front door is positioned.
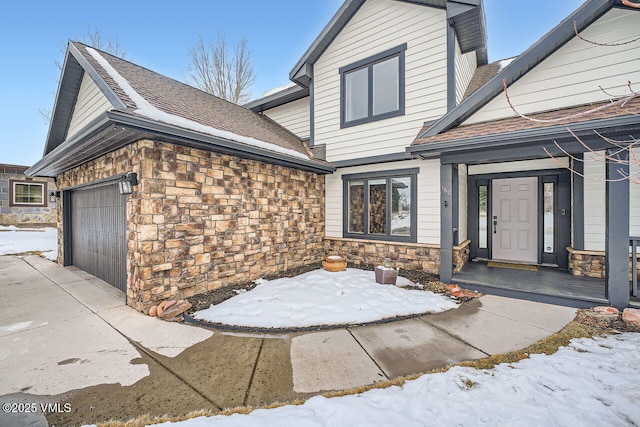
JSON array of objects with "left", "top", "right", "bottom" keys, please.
[{"left": 492, "top": 177, "right": 538, "bottom": 263}]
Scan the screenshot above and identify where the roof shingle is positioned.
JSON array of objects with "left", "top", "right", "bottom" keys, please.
[
  {"left": 412, "top": 97, "right": 640, "bottom": 146},
  {"left": 72, "top": 41, "right": 312, "bottom": 160}
]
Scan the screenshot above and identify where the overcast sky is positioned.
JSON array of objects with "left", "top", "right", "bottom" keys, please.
[{"left": 0, "top": 0, "right": 584, "bottom": 167}]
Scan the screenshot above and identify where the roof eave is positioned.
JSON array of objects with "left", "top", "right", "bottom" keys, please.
[
  {"left": 42, "top": 41, "right": 127, "bottom": 156},
  {"left": 289, "top": 0, "right": 366, "bottom": 86},
  {"left": 28, "top": 111, "right": 336, "bottom": 177},
  {"left": 244, "top": 85, "right": 310, "bottom": 112},
  {"left": 107, "top": 112, "right": 335, "bottom": 173},
  {"left": 447, "top": 0, "right": 487, "bottom": 61},
  {"left": 27, "top": 113, "right": 115, "bottom": 177}
]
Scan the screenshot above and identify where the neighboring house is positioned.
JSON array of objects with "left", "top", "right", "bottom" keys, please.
[
  {"left": 28, "top": 0, "right": 639, "bottom": 311},
  {"left": 0, "top": 164, "right": 56, "bottom": 226}
]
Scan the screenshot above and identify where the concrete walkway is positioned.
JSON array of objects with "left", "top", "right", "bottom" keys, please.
[{"left": 0, "top": 255, "right": 577, "bottom": 426}]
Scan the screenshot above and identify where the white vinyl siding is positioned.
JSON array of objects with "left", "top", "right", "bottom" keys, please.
[
  {"left": 263, "top": 97, "right": 310, "bottom": 140},
  {"left": 464, "top": 8, "right": 640, "bottom": 125},
  {"left": 583, "top": 152, "right": 606, "bottom": 251},
  {"left": 325, "top": 159, "right": 441, "bottom": 244},
  {"left": 314, "top": 0, "right": 447, "bottom": 162},
  {"left": 582, "top": 149, "right": 639, "bottom": 251},
  {"left": 66, "top": 73, "right": 112, "bottom": 139},
  {"left": 458, "top": 164, "right": 468, "bottom": 243},
  {"left": 454, "top": 36, "right": 477, "bottom": 105}
]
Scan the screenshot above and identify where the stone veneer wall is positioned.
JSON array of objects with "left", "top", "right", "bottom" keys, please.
[
  {"left": 453, "top": 240, "right": 471, "bottom": 273},
  {"left": 56, "top": 140, "right": 325, "bottom": 312},
  {"left": 325, "top": 237, "right": 440, "bottom": 272},
  {"left": 324, "top": 237, "right": 471, "bottom": 275},
  {"left": 567, "top": 247, "right": 640, "bottom": 280},
  {"left": 0, "top": 165, "right": 57, "bottom": 226}
]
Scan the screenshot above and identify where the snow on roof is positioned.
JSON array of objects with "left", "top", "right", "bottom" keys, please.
[
  {"left": 85, "top": 47, "right": 310, "bottom": 161},
  {"left": 260, "top": 82, "right": 298, "bottom": 98},
  {"left": 498, "top": 57, "right": 517, "bottom": 71}
]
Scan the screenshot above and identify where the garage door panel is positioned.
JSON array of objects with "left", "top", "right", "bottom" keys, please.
[{"left": 70, "top": 184, "right": 127, "bottom": 292}]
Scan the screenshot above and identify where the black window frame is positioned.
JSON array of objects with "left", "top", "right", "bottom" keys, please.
[
  {"left": 339, "top": 44, "right": 407, "bottom": 128},
  {"left": 342, "top": 168, "right": 418, "bottom": 243}
]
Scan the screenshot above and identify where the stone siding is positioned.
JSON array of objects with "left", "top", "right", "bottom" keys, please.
[
  {"left": 325, "top": 237, "right": 441, "bottom": 273},
  {"left": 0, "top": 165, "right": 57, "bottom": 226},
  {"left": 56, "top": 140, "right": 325, "bottom": 312},
  {"left": 453, "top": 239, "right": 471, "bottom": 272},
  {"left": 568, "top": 247, "right": 640, "bottom": 281},
  {"left": 324, "top": 237, "right": 471, "bottom": 275}
]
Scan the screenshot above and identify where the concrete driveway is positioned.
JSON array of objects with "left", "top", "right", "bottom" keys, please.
[
  {"left": 0, "top": 255, "right": 578, "bottom": 426},
  {"left": 0, "top": 255, "right": 212, "bottom": 426}
]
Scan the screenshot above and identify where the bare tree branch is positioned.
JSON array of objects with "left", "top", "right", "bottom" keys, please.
[
  {"left": 622, "top": 0, "right": 640, "bottom": 9},
  {"left": 186, "top": 33, "right": 256, "bottom": 104},
  {"left": 502, "top": 79, "right": 639, "bottom": 124},
  {"left": 499, "top": 0, "right": 640, "bottom": 184},
  {"left": 573, "top": 20, "right": 640, "bottom": 47}
]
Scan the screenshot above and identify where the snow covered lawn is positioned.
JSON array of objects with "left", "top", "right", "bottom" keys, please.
[
  {"left": 155, "top": 332, "right": 640, "bottom": 426},
  {"left": 192, "top": 268, "right": 457, "bottom": 329},
  {"left": 0, "top": 225, "right": 57, "bottom": 261}
]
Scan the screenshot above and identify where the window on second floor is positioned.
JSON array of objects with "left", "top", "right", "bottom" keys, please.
[{"left": 340, "top": 44, "right": 406, "bottom": 128}]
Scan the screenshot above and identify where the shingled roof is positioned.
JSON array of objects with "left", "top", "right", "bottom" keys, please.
[
  {"left": 29, "top": 42, "right": 333, "bottom": 177},
  {"left": 411, "top": 97, "right": 640, "bottom": 147},
  {"left": 79, "top": 42, "right": 313, "bottom": 158}
]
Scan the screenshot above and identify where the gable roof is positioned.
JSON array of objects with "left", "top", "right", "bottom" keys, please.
[
  {"left": 290, "top": 0, "right": 487, "bottom": 87},
  {"left": 412, "top": 0, "right": 621, "bottom": 143},
  {"left": 30, "top": 42, "right": 334, "bottom": 177}
]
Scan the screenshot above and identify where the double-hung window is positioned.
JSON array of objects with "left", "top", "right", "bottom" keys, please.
[
  {"left": 340, "top": 44, "right": 406, "bottom": 128},
  {"left": 343, "top": 168, "right": 417, "bottom": 242},
  {"left": 10, "top": 180, "right": 46, "bottom": 207}
]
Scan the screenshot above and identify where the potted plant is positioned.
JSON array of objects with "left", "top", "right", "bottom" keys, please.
[{"left": 375, "top": 260, "right": 398, "bottom": 285}]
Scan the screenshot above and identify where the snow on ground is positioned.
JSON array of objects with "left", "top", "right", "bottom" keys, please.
[
  {"left": 153, "top": 333, "right": 640, "bottom": 426},
  {"left": 0, "top": 226, "right": 57, "bottom": 261},
  {"left": 193, "top": 268, "right": 457, "bottom": 328}
]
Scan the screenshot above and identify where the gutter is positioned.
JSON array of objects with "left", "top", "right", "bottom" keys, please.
[{"left": 26, "top": 111, "right": 335, "bottom": 178}]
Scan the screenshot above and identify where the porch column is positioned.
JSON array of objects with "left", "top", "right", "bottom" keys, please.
[
  {"left": 440, "top": 163, "right": 454, "bottom": 283},
  {"left": 605, "top": 151, "right": 630, "bottom": 310}
]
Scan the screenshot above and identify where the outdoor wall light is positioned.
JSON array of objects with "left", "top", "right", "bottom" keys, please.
[
  {"left": 118, "top": 173, "right": 138, "bottom": 195},
  {"left": 49, "top": 191, "right": 60, "bottom": 203}
]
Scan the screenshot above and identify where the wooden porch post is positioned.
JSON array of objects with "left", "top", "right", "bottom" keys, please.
[{"left": 605, "top": 151, "right": 630, "bottom": 310}]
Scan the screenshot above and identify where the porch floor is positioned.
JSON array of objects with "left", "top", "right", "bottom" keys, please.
[{"left": 453, "top": 261, "right": 638, "bottom": 309}]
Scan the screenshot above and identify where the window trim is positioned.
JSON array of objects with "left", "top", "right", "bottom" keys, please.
[
  {"left": 9, "top": 180, "right": 47, "bottom": 207},
  {"left": 342, "top": 168, "right": 418, "bottom": 243},
  {"left": 339, "top": 44, "right": 407, "bottom": 128}
]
